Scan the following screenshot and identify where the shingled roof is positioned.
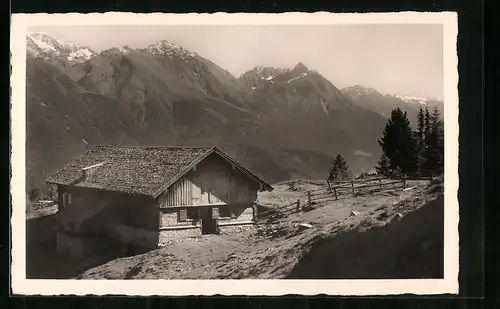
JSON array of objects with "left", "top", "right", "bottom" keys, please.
[{"left": 46, "top": 145, "right": 273, "bottom": 197}]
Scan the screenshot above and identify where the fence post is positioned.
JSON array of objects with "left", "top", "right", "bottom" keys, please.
[
  {"left": 351, "top": 180, "right": 355, "bottom": 196},
  {"left": 307, "top": 191, "right": 312, "bottom": 209},
  {"left": 379, "top": 178, "right": 382, "bottom": 189},
  {"left": 296, "top": 199, "right": 300, "bottom": 212},
  {"left": 327, "top": 180, "right": 331, "bottom": 192},
  {"left": 333, "top": 187, "right": 338, "bottom": 200},
  {"left": 402, "top": 175, "right": 407, "bottom": 189}
]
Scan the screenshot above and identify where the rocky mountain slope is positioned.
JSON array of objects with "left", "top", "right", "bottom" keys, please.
[
  {"left": 237, "top": 63, "right": 386, "bottom": 166},
  {"left": 25, "top": 33, "right": 434, "bottom": 193}
]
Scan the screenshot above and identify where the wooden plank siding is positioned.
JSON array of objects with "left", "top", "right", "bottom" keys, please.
[
  {"left": 157, "top": 153, "right": 259, "bottom": 208},
  {"left": 158, "top": 177, "right": 194, "bottom": 207}
]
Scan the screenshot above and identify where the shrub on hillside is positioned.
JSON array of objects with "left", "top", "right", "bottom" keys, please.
[{"left": 28, "top": 187, "right": 41, "bottom": 202}]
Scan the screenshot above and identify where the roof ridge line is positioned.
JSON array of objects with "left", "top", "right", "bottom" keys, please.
[{"left": 92, "top": 144, "right": 214, "bottom": 149}]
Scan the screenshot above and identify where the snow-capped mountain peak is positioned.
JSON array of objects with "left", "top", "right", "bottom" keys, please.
[
  {"left": 27, "top": 32, "right": 58, "bottom": 53},
  {"left": 342, "top": 85, "right": 441, "bottom": 106},
  {"left": 145, "top": 40, "right": 198, "bottom": 60},
  {"left": 27, "top": 32, "right": 96, "bottom": 63},
  {"left": 393, "top": 94, "right": 431, "bottom": 105}
]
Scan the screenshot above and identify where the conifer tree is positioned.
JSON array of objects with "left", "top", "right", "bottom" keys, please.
[
  {"left": 377, "top": 108, "right": 418, "bottom": 176},
  {"left": 328, "top": 154, "right": 350, "bottom": 182},
  {"left": 422, "top": 107, "right": 432, "bottom": 173},
  {"left": 328, "top": 161, "right": 339, "bottom": 183},
  {"left": 335, "top": 154, "right": 349, "bottom": 180},
  {"left": 424, "top": 106, "right": 445, "bottom": 175},
  {"left": 375, "top": 154, "right": 390, "bottom": 176},
  {"left": 416, "top": 107, "right": 426, "bottom": 174},
  {"left": 424, "top": 107, "right": 431, "bottom": 142},
  {"left": 433, "top": 107, "right": 445, "bottom": 172},
  {"left": 417, "top": 106, "right": 425, "bottom": 146}
]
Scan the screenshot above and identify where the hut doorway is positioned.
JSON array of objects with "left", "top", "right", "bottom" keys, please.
[{"left": 200, "top": 207, "right": 218, "bottom": 235}]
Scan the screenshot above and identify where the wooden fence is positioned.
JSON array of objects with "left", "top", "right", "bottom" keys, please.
[{"left": 256, "top": 177, "right": 408, "bottom": 224}]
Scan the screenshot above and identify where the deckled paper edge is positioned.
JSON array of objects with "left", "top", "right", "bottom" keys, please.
[{"left": 10, "top": 11, "right": 459, "bottom": 296}]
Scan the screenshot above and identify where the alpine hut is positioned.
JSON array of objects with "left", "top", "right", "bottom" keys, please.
[{"left": 45, "top": 145, "right": 274, "bottom": 259}]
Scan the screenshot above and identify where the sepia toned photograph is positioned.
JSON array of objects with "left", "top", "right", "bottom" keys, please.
[{"left": 10, "top": 12, "right": 459, "bottom": 295}]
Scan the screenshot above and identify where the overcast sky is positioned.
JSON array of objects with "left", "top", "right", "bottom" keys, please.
[{"left": 30, "top": 25, "right": 443, "bottom": 99}]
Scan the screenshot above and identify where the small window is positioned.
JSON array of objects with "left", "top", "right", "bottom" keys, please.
[
  {"left": 219, "top": 207, "right": 237, "bottom": 219},
  {"left": 219, "top": 207, "right": 230, "bottom": 218},
  {"left": 179, "top": 209, "right": 188, "bottom": 221},
  {"left": 62, "top": 192, "right": 72, "bottom": 207},
  {"left": 212, "top": 207, "right": 219, "bottom": 218},
  {"left": 178, "top": 208, "right": 199, "bottom": 222}
]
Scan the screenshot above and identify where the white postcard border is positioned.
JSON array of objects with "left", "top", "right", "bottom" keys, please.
[{"left": 10, "top": 11, "right": 459, "bottom": 296}]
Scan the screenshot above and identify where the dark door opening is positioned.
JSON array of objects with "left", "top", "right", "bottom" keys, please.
[{"left": 200, "top": 207, "right": 218, "bottom": 235}]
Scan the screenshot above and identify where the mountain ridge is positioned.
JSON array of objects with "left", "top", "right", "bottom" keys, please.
[
  {"left": 341, "top": 85, "right": 444, "bottom": 123},
  {"left": 27, "top": 32, "right": 96, "bottom": 66},
  {"left": 24, "top": 33, "right": 442, "bottom": 195}
]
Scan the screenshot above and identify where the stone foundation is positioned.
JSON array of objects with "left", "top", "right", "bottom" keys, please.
[
  {"left": 158, "top": 227, "right": 201, "bottom": 246},
  {"left": 218, "top": 224, "right": 256, "bottom": 235}
]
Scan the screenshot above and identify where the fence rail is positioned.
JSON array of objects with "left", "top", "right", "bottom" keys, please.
[{"left": 256, "top": 176, "right": 414, "bottom": 223}]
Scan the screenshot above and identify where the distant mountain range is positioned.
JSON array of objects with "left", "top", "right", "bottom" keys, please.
[
  {"left": 25, "top": 32, "right": 444, "bottom": 192},
  {"left": 341, "top": 85, "right": 444, "bottom": 124}
]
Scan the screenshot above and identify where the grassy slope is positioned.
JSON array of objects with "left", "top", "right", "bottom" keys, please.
[
  {"left": 287, "top": 194, "right": 444, "bottom": 279},
  {"left": 76, "top": 179, "right": 443, "bottom": 279}
]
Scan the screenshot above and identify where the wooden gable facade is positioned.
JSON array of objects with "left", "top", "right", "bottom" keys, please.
[
  {"left": 155, "top": 151, "right": 262, "bottom": 244},
  {"left": 158, "top": 152, "right": 259, "bottom": 207}
]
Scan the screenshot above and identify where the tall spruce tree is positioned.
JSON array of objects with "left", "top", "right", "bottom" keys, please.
[
  {"left": 424, "top": 107, "right": 431, "bottom": 137},
  {"left": 417, "top": 107, "right": 425, "bottom": 144},
  {"left": 377, "top": 108, "right": 418, "bottom": 176},
  {"left": 425, "top": 106, "right": 444, "bottom": 175},
  {"left": 419, "top": 106, "right": 431, "bottom": 175},
  {"left": 416, "top": 107, "right": 426, "bottom": 174},
  {"left": 433, "top": 107, "right": 445, "bottom": 172}
]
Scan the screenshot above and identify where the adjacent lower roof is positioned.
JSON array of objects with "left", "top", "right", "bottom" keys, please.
[{"left": 46, "top": 145, "right": 273, "bottom": 197}]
